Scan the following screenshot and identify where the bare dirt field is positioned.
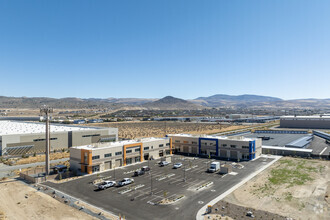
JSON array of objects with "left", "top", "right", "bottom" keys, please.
[
  {"left": 0, "top": 179, "right": 98, "bottom": 220},
  {"left": 207, "top": 200, "right": 286, "bottom": 220},
  {"left": 224, "top": 157, "right": 330, "bottom": 220},
  {"left": 85, "top": 121, "right": 248, "bottom": 139},
  {"left": 4, "top": 152, "right": 69, "bottom": 166}
]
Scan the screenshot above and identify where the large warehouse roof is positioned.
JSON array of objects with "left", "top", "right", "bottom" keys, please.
[
  {"left": 0, "top": 121, "right": 95, "bottom": 135},
  {"left": 168, "top": 133, "right": 255, "bottom": 142},
  {"left": 281, "top": 115, "right": 330, "bottom": 120},
  {"left": 74, "top": 137, "right": 168, "bottom": 150}
]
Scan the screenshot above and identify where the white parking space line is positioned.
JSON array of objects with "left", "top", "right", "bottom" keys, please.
[
  {"left": 153, "top": 190, "right": 164, "bottom": 195},
  {"left": 169, "top": 179, "right": 183, "bottom": 184}
]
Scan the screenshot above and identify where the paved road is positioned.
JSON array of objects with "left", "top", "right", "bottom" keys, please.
[
  {"left": 44, "top": 156, "right": 275, "bottom": 220},
  {"left": 0, "top": 158, "right": 69, "bottom": 178}
]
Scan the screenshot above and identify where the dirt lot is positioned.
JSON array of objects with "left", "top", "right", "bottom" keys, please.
[
  {"left": 207, "top": 200, "right": 286, "bottom": 220},
  {"left": 85, "top": 121, "right": 248, "bottom": 139},
  {"left": 4, "top": 152, "right": 69, "bottom": 166},
  {"left": 224, "top": 157, "right": 330, "bottom": 220},
  {"left": 0, "top": 180, "right": 98, "bottom": 220}
]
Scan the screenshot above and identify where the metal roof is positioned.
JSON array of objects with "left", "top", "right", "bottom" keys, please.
[
  {"left": 285, "top": 135, "right": 313, "bottom": 148},
  {"left": 0, "top": 120, "right": 95, "bottom": 136}
]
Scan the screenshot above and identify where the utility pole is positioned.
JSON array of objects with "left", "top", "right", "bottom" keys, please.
[{"left": 40, "top": 106, "right": 53, "bottom": 176}]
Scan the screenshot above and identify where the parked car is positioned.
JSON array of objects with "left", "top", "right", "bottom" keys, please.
[
  {"left": 133, "top": 169, "right": 145, "bottom": 176},
  {"left": 173, "top": 162, "right": 183, "bottom": 169},
  {"left": 117, "top": 178, "right": 134, "bottom": 186},
  {"left": 98, "top": 180, "right": 116, "bottom": 190},
  {"left": 159, "top": 161, "right": 169, "bottom": 166},
  {"left": 141, "top": 166, "right": 150, "bottom": 171}
]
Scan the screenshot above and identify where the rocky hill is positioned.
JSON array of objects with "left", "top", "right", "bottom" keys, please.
[{"left": 142, "top": 96, "right": 203, "bottom": 110}]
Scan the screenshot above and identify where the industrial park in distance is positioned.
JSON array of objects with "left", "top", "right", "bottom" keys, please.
[
  {"left": 1, "top": 1, "right": 329, "bottom": 220},
  {"left": 0, "top": 95, "right": 329, "bottom": 220}
]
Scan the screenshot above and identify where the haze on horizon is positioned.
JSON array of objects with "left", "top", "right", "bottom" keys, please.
[{"left": 1, "top": 0, "right": 329, "bottom": 100}]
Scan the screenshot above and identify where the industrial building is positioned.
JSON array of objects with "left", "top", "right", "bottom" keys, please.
[
  {"left": 0, "top": 121, "right": 118, "bottom": 156},
  {"left": 70, "top": 137, "right": 171, "bottom": 174},
  {"left": 167, "top": 134, "right": 262, "bottom": 161},
  {"left": 280, "top": 115, "right": 330, "bottom": 129}
]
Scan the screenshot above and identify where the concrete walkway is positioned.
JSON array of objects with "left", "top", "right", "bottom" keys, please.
[
  {"left": 196, "top": 155, "right": 282, "bottom": 220},
  {"left": 0, "top": 158, "right": 69, "bottom": 178}
]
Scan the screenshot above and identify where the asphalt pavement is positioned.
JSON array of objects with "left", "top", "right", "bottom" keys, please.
[{"left": 44, "top": 155, "right": 276, "bottom": 220}]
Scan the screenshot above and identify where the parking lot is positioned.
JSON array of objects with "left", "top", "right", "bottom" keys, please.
[{"left": 44, "top": 155, "right": 276, "bottom": 220}]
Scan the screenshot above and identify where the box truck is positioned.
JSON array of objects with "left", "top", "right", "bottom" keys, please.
[{"left": 208, "top": 161, "right": 220, "bottom": 173}]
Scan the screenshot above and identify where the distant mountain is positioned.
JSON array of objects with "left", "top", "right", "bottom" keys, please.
[
  {"left": 106, "top": 98, "right": 156, "bottom": 105},
  {"left": 142, "top": 96, "right": 203, "bottom": 110},
  {"left": 0, "top": 94, "right": 329, "bottom": 110},
  {"left": 193, "top": 94, "right": 283, "bottom": 107},
  {"left": 0, "top": 96, "right": 124, "bottom": 109}
]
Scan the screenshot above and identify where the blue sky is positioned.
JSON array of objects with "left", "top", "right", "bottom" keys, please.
[{"left": 1, "top": 0, "right": 329, "bottom": 100}]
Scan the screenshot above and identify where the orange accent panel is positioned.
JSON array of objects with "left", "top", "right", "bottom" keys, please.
[
  {"left": 123, "top": 143, "right": 143, "bottom": 166},
  {"left": 81, "top": 149, "right": 92, "bottom": 174},
  {"left": 170, "top": 138, "right": 173, "bottom": 154}
]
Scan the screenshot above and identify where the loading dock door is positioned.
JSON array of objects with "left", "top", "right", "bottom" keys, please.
[
  {"left": 115, "top": 159, "right": 122, "bottom": 167},
  {"left": 230, "top": 151, "right": 238, "bottom": 159},
  {"left": 105, "top": 161, "right": 111, "bottom": 170}
]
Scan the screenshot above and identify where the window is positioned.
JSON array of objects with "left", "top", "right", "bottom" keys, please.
[
  {"left": 192, "top": 141, "right": 197, "bottom": 145},
  {"left": 115, "top": 151, "right": 122, "bottom": 156},
  {"left": 33, "top": 138, "right": 57, "bottom": 142},
  {"left": 104, "top": 153, "right": 112, "bottom": 158},
  {"left": 82, "top": 134, "right": 100, "bottom": 138},
  {"left": 92, "top": 155, "right": 100, "bottom": 160},
  {"left": 126, "top": 149, "right": 132, "bottom": 153},
  {"left": 209, "top": 143, "right": 214, "bottom": 146},
  {"left": 144, "top": 146, "right": 150, "bottom": 150},
  {"left": 100, "top": 137, "right": 116, "bottom": 142},
  {"left": 159, "top": 144, "right": 164, "bottom": 148},
  {"left": 175, "top": 140, "right": 180, "bottom": 143},
  {"left": 135, "top": 148, "right": 140, "bottom": 152},
  {"left": 222, "top": 144, "right": 227, "bottom": 147},
  {"left": 166, "top": 143, "right": 170, "bottom": 146},
  {"left": 242, "top": 146, "right": 249, "bottom": 149},
  {"left": 230, "top": 145, "right": 236, "bottom": 148}
]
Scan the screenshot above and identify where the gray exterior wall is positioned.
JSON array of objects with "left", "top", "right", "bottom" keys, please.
[
  {"left": 168, "top": 135, "right": 262, "bottom": 161},
  {"left": 280, "top": 117, "right": 330, "bottom": 129},
  {"left": 0, "top": 127, "right": 118, "bottom": 156},
  {"left": 69, "top": 138, "right": 171, "bottom": 174}
]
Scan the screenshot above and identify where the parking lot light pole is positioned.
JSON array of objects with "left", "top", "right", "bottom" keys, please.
[
  {"left": 150, "top": 171, "right": 153, "bottom": 195},
  {"left": 114, "top": 165, "right": 116, "bottom": 180},
  {"left": 183, "top": 158, "right": 186, "bottom": 182}
]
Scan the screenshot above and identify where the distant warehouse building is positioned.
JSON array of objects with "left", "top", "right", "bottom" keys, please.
[
  {"left": 167, "top": 134, "right": 262, "bottom": 161},
  {"left": 70, "top": 137, "right": 171, "bottom": 174},
  {"left": 280, "top": 115, "right": 330, "bottom": 129},
  {"left": 0, "top": 121, "right": 118, "bottom": 156}
]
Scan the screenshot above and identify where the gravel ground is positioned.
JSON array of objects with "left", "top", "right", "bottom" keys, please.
[{"left": 208, "top": 200, "right": 288, "bottom": 220}]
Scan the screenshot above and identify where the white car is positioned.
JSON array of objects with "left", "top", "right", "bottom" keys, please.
[
  {"left": 117, "top": 178, "right": 134, "bottom": 186},
  {"left": 98, "top": 180, "right": 116, "bottom": 190},
  {"left": 159, "top": 161, "right": 169, "bottom": 167},
  {"left": 173, "top": 163, "right": 183, "bottom": 169}
]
